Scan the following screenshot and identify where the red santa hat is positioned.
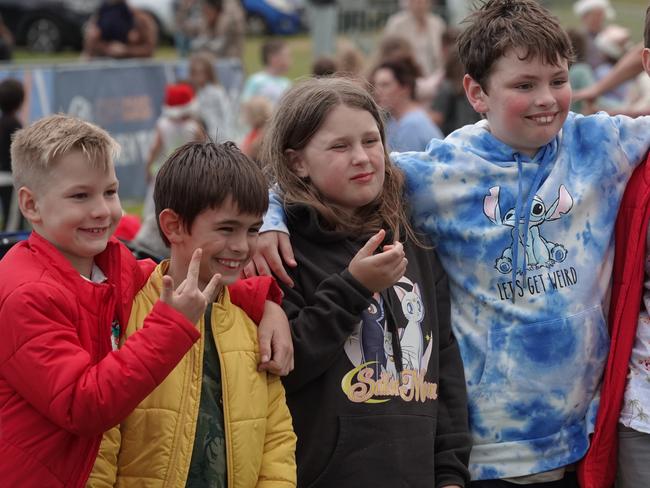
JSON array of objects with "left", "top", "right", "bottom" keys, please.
[{"left": 162, "top": 83, "right": 197, "bottom": 118}]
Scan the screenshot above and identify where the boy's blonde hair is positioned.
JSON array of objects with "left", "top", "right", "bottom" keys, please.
[{"left": 11, "top": 113, "right": 119, "bottom": 191}]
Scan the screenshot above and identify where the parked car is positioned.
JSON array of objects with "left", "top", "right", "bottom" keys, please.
[
  {"left": 129, "top": 0, "right": 304, "bottom": 40},
  {"left": 242, "top": 0, "right": 303, "bottom": 36},
  {"left": 0, "top": 0, "right": 97, "bottom": 52}
]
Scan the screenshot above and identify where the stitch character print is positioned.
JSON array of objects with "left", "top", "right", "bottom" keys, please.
[{"left": 483, "top": 185, "right": 574, "bottom": 274}]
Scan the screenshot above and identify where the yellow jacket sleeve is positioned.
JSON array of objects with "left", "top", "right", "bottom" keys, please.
[
  {"left": 86, "top": 323, "right": 133, "bottom": 488},
  {"left": 256, "top": 375, "right": 297, "bottom": 488},
  {"left": 86, "top": 424, "right": 121, "bottom": 488}
]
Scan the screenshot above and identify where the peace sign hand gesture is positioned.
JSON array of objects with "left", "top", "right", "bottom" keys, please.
[{"left": 160, "top": 248, "right": 222, "bottom": 326}]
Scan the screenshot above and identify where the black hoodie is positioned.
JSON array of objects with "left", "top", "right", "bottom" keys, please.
[{"left": 281, "top": 203, "right": 471, "bottom": 488}]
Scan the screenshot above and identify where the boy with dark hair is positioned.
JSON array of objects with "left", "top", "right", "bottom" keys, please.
[
  {"left": 580, "top": 6, "right": 650, "bottom": 488},
  {"left": 89, "top": 140, "right": 296, "bottom": 487},
  {"left": 241, "top": 38, "right": 292, "bottom": 106},
  {"left": 258, "top": 1, "right": 650, "bottom": 486},
  {"left": 0, "top": 77, "right": 23, "bottom": 230}
]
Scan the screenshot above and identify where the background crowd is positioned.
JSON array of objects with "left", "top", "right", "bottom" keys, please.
[{"left": 1, "top": 0, "right": 648, "bottom": 234}]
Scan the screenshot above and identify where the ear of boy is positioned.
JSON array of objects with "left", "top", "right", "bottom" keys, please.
[
  {"left": 642, "top": 48, "right": 650, "bottom": 76},
  {"left": 17, "top": 186, "right": 41, "bottom": 224},
  {"left": 158, "top": 208, "right": 185, "bottom": 245},
  {"left": 463, "top": 74, "right": 489, "bottom": 114}
]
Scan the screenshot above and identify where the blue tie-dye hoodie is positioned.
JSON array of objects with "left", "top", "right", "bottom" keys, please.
[
  {"left": 262, "top": 112, "right": 650, "bottom": 480},
  {"left": 393, "top": 112, "right": 650, "bottom": 480}
]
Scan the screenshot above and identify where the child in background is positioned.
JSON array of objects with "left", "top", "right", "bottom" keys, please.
[
  {"left": 134, "top": 82, "right": 204, "bottom": 258},
  {"left": 336, "top": 40, "right": 365, "bottom": 78},
  {"left": 0, "top": 78, "right": 23, "bottom": 230},
  {"left": 241, "top": 39, "right": 292, "bottom": 106},
  {"left": 0, "top": 114, "right": 220, "bottom": 487},
  {"left": 145, "top": 83, "right": 204, "bottom": 185},
  {"left": 580, "top": 7, "right": 650, "bottom": 488},
  {"left": 188, "top": 51, "right": 234, "bottom": 142},
  {"left": 89, "top": 141, "right": 296, "bottom": 487},
  {"left": 240, "top": 95, "right": 272, "bottom": 162},
  {"left": 254, "top": 1, "right": 650, "bottom": 486},
  {"left": 259, "top": 76, "right": 470, "bottom": 488}
]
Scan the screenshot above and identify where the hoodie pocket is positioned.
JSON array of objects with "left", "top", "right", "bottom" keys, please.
[
  {"left": 472, "top": 305, "right": 609, "bottom": 441},
  {"left": 307, "top": 414, "right": 436, "bottom": 488}
]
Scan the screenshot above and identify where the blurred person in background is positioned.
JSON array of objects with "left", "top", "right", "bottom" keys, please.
[
  {"left": 190, "top": 0, "right": 245, "bottom": 60},
  {"left": 372, "top": 34, "right": 440, "bottom": 101},
  {"left": 573, "top": 0, "right": 616, "bottom": 70},
  {"left": 573, "top": 43, "right": 645, "bottom": 109},
  {"left": 336, "top": 40, "right": 365, "bottom": 78},
  {"left": 567, "top": 28, "right": 598, "bottom": 113},
  {"left": 383, "top": 0, "right": 446, "bottom": 85},
  {"left": 372, "top": 55, "right": 443, "bottom": 152},
  {"left": 0, "top": 78, "right": 23, "bottom": 231},
  {"left": 306, "top": 0, "right": 338, "bottom": 58},
  {"left": 593, "top": 24, "right": 634, "bottom": 105},
  {"left": 174, "top": 0, "right": 202, "bottom": 58},
  {"left": 241, "top": 39, "right": 292, "bottom": 106},
  {"left": 311, "top": 56, "right": 338, "bottom": 77},
  {"left": 134, "top": 83, "right": 205, "bottom": 258},
  {"left": 188, "top": 51, "right": 235, "bottom": 141},
  {"left": 430, "top": 37, "right": 480, "bottom": 136},
  {"left": 83, "top": 0, "right": 158, "bottom": 59},
  {"left": 0, "top": 14, "right": 13, "bottom": 61},
  {"left": 240, "top": 95, "right": 272, "bottom": 162}
]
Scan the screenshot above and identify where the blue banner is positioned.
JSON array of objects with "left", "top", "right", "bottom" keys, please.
[{"left": 0, "top": 59, "right": 244, "bottom": 200}]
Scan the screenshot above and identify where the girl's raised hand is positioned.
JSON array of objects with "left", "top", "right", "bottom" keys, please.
[
  {"left": 160, "top": 248, "right": 222, "bottom": 325},
  {"left": 348, "top": 229, "right": 408, "bottom": 293},
  {"left": 243, "top": 231, "right": 297, "bottom": 287}
]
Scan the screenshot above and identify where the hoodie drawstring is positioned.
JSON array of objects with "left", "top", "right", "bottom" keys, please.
[
  {"left": 510, "top": 154, "right": 524, "bottom": 302},
  {"left": 509, "top": 151, "right": 553, "bottom": 303}
]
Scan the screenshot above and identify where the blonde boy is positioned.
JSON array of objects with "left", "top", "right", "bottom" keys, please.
[{"left": 0, "top": 114, "right": 220, "bottom": 487}]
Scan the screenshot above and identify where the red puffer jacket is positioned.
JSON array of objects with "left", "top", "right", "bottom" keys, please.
[
  {"left": 0, "top": 232, "right": 280, "bottom": 488},
  {"left": 578, "top": 155, "right": 650, "bottom": 488}
]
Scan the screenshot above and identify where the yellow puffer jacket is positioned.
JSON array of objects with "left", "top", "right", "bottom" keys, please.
[{"left": 87, "top": 262, "right": 296, "bottom": 488}]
